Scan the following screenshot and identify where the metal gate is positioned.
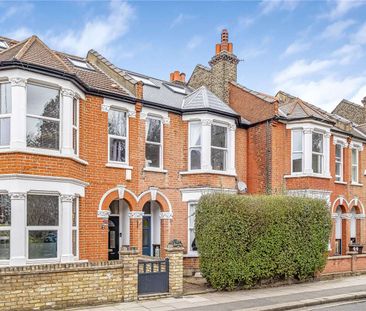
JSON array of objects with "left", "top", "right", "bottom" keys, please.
[{"left": 138, "top": 258, "right": 169, "bottom": 295}]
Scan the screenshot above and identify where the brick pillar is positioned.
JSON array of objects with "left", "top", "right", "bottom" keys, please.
[
  {"left": 120, "top": 248, "right": 139, "bottom": 302},
  {"left": 129, "top": 212, "right": 143, "bottom": 254},
  {"left": 165, "top": 245, "right": 184, "bottom": 297},
  {"left": 160, "top": 216, "right": 172, "bottom": 258}
]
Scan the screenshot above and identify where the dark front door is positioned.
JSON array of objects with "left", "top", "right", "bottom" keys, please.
[
  {"left": 142, "top": 216, "right": 151, "bottom": 256},
  {"left": 108, "top": 216, "right": 120, "bottom": 260}
]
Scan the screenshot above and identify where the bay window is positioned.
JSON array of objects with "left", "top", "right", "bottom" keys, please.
[
  {"left": 351, "top": 148, "right": 359, "bottom": 183},
  {"left": 27, "top": 194, "right": 59, "bottom": 259},
  {"left": 188, "top": 203, "right": 197, "bottom": 254},
  {"left": 0, "top": 83, "right": 11, "bottom": 147},
  {"left": 312, "top": 132, "right": 324, "bottom": 174},
  {"left": 0, "top": 194, "right": 11, "bottom": 260},
  {"left": 189, "top": 122, "right": 202, "bottom": 170},
  {"left": 211, "top": 124, "right": 228, "bottom": 171},
  {"left": 108, "top": 109, "right": 127, "bottom": 163},
  {"left": 291, "top": 130, "right": 303, "bottom": 173},
  {"left": 335, "top": 144, "right": 343, "bottom": 182},
  {"left": 26, "top": 84, "right": 60, "bottom": 150},
  {"left": 72, "top": 197, "right": 78, "bottom": 257},
  {"left": 145, "top": 117, "right": 162, "bottom": 168}
]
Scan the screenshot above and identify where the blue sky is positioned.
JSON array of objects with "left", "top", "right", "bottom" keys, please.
[{"left": 1, "top": 0, "right": 366, "bottom": 112}]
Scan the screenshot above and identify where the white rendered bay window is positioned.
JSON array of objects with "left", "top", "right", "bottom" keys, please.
[
  {"left": 72, "top": 98, "right": 79, "bottom": 155},
  {"left": 312, "top": 132, "right": 324, "bottom": 174},
  {"left": 0, "top": 83, "right": 11, "bottom": 147},
  {"left": 291, "top": 130, "right": 303, "bottom": 173},
  {"left": 26, "top": 84, "right": 60, "bottom": 150},
  {"left": 189, "top": 122, "right": 202, "bottom": 170},
  {"left": 108, "top": 109, "right": 127, "bottom": 163},
  {"left": 0, "top": 194, "right": 11, "bottom": 260},
  {"left": 211, "top": 124, "right": 228, "bottom": 171},
  {"left": 145, "top": 117, "right": 162, "bottom": 168}
]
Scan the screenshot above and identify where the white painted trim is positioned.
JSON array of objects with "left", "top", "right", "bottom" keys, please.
[
  {"left": 180, "top": 187, "right": 237, "bottom": 202},
  {"left": 180, "top": 170, "right": 237, "bottom": 177},
  {"left": 137, "top": 189, "right": 172, "bottom": 213}
]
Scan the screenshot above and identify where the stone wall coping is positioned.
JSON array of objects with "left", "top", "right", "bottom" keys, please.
[
  {"left": 328, "top": 255, "right": 353, "bottom": 260},
  {"left": 165, "top": 247, "right": 184, "bottom": 253},
  {"left": 120, "top": 249, "right": 139, "bottom": 256},
  {"left": 0, "top": 260, "right": 124, "bottom": 276}
]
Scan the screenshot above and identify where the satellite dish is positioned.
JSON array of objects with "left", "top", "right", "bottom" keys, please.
[{"left": 237, "top": 181, "right": 247, "bottom": 193}]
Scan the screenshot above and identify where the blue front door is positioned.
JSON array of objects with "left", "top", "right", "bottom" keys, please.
[{"left": 142, "top": 216, "right": 151, "bottom": 256}]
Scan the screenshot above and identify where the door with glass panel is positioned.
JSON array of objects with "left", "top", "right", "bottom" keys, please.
[{"left": 108, "top": 216, "right": 120, "bottom": 260}]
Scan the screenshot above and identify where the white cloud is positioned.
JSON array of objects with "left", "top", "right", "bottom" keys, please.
[
  {"left": 320, "top": 19, "right": 355, "bottom": 39},
  {"left": 332, "top": 44, "right": 363, "bottom": 65},
  {"left": 46, "top": 1, "right": 134, "bottom": 56},
  {"left": 238, "top": 16, "right": 255, "bottom": 28},
  {"left": 283, "top": 41, "right": 311, "bottom": 57},
  {"left": 186, "top": 35, "right": 203, "bottom": 50},
  {"left": 0, "top": 3, "right": 33, "bottom": 23},
  {"left": 274, "top": 59, "right": 334, "bottom": 84},
  {"left": 326, "top": 0, "right": 365, "bottom": 20},
  {"left": 260, "top": 0, "right": 299, "bottom": 15},
  {"left": 277, "top": 76, "right": 366, "bottom": 112},
  {"left": 352, "top": 22, "right": 366, "bottom": 45},
  {"left": 6, "top": 27, "right": 33, "bottom": 41},
  {"left": 351, "top": 84, "right": 366, "bottom": 104},
  {"left": 170, "top": 13, "right": 194, "bottom": 29}
]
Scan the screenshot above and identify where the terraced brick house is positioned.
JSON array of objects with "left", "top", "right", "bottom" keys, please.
[{"left": 0, "top": 30, "right": 365, "bottom": 276}]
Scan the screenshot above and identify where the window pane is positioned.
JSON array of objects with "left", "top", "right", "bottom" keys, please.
[
  {"left": 0, "top": 231, "right": 10, "bottom": 260},
  {"left": 312, "top": 132, "right": 323, "bottom": 153},
  {"left": 292, "top": 131, "right": 302, "bottom": 152},
  {"left": 0, "top": 83, "right": 11, "bottom": 114},
  {"left": 335, "top": 144, "right": 342, "bottom": 159},
  {"left": 146, "top": 143, "right": 160, "bottom": 167},
  {"left": 27, "top": 84, "right": 60, "bottom": 119},
  {"left": 146, "top": 118, "right": 161, "bottom": 143},
  {"left": 352, "top": 149, "right": 357, "bottom": 164},
  {"left": 27, "top": 195, "right": 59, "bottom": 226},
  {"left": 312, "top": 154, "right": 322, "bottom": 174},
  {"left": 72, "top": 198, "right": 77, "bottom": 227},
  {"left": 108, "top": 110, "right": 126, "bottom": 137},
  {"left": 26, "top": 117, "right": 60, "bottom": 150},
  {"left": 189, "top": 205, "right": 197, "bottom": 252},
  {"left": 73, "top": 128, "right": 77, "bottom": 154},
  {"left": 190, "top": 123, "right": 201, "bottom": 147},
  {"left": 72, "top": 230, "right": 77, "bottom": 257},
  {"left": 110, "top": 138, "right": 126, "bottom": 162},
  {"left": 211, "top": 148, "right": 226, "bottom": 171},
  {"left": 28, "top": 230, "right": 57, "bottom": 259},
  {"left": 211, "top": 125, "right": 227, "bottom": 148},
  {"left": 72, "top": 98, "right": 78, "bottom": 126},
  {"left": 352, "top": 166, "right": 358, "bottom": 182},
  {"left": 190, "top": 148, "right": 201, "bottom": 170},
  {"left": 292, "top": 153, "right": 302, "bottom": 173},
  {"left": 0, "top": 194, "right": 10, "bottom": 226},
  {"left": 336, "top": 163, "right": 341, "bottom": 180},
  {"left": 0, "top": 118, "right": 10, "bottom": 146}
]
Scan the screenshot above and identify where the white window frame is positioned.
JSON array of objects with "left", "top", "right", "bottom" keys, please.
[
  {"left": 0, "top": 193, "right": 11, "bottom": 263},
  {"left": 335, "top": 143, "right": 343, "bottom": 182},
  {"left": 351, "top": 148, "right": 359, "bottom": 184},
  {"left": 188, "top": 121, "right": 202, "bottom": 171},
  {"left": 210, "top": 123, "right": 228, "bottom": 172},
  {"left": 26, "top": 193, "right": 61, "bottom": 263},
  {"left": 291, "top": 129, "right": 303, "bottom": 174},
  {"left": 26, "top": 83, "right": 61, "bottom": 151},
  {"left": 72, "top": 197, "right": 79, "bottom": 259},
  {"left": 312, "top": 131, "right": 324, "bottom": 175},
  {"left": 108, "top": 108, "right": 129, "bottom": 165},
  {"left": 72, "top": 98, "right": 79, "bottom": 156},
  {"left": 0, "top": 82, "right": 11, "bottom": 148},
  {"left": 187, "top": 202, "right": 198, "bottom": 256},
  {"left": 145, "top": 116, "right": 163, "bottom": 169}
]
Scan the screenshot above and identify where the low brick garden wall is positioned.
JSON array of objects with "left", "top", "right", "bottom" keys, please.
[{"left": 322, "top": 253, "right": 366, "bottom": 275}]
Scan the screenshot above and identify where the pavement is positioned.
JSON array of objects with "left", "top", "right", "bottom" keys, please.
[{"left": 71, "top": 275, "right": 366, "bottom": 311}]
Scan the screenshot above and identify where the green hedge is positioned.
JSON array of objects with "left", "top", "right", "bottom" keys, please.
[{"left": 195, "top": 194, "right": 332, "bottom": 289}]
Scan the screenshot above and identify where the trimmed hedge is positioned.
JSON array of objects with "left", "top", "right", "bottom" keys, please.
[{"left": 195, "top": 194, "right": 332, "bottom": 289}]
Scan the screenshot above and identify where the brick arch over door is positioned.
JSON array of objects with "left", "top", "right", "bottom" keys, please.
[
  {"left": 331, "top": 196, "right": 365, "bottom": 214},
  {"left": 137, "top": 189, "right": 172, "bottom": 213},
  {"left": 99, "top": 187, "right": 138, "bottom": 212}
]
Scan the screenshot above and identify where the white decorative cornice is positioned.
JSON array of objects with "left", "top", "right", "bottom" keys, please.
[
  {"left": 60, "top": 194, "right": 74, "bottom": 203},
  {"left": 163, "top": 117, "right": 170, "bottom": 125},
  {"left": 324, "top": 132, "right": 331, "bottom": 138},
  {"left": 202, "top": 119, "right": 212, "bottom": 126},
  {"left": 140, "top": 112, "right": 148, "bottom": 120},
  {"left": 129, "top": 211, "right": 144, "bottom": 219},
  {"left": 333, "top": 136, "right": 348, "bottom": 147},
  {"left": 10, "top": 78, "right": 26, "bottom": 88},
  {"left": 149, "top": 187, "right": 158, "bottom": 201},
  {"left": 350, "top": 141, "right": 363, "bottom": 151},
  {"left": 331, "top": 213, "right": 338, "bottom": 219},
  {"left": 9, "top": 192, "right": 26, "bottom": 200},
  {"left": 127, "top": 110, "right": 136, "bottom": 118},
  {"left": 97, "top": 210, "right": 110, "bottom": 219},
  {"left": 341, "top": 213, "right": 351, "bottom": 220},
  {"left": 159, "top": 212, "right": 173, "bottom": 220},
  {"left": 117, "top": 185, "right": 125, "bottom": 199},
  {"left": 61, "top": 88, "right": 76, "bottom": 98},
  {"left": 229, "top": 124, "right": 236, "bottom": 131},
  {"left": 101, "top": 103, "right": 111, "bottom": 112},
  {"left": 355, "top": 214, "right": 366, "bottom": 219},
  {"left": 303, "top": 128, "right": 313, "bottom": 134}
]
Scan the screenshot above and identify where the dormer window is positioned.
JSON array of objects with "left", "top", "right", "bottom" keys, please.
[
  {"left": 0, "top": 40, "right": 8, "bottom": 50},
  {"left": 68, "top": 58, "right": 94, "bottom": 70}
]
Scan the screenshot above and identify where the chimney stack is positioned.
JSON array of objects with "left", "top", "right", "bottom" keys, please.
[
  {"left": 362, "top": 96, "right": 366, "bottom": 108},
  {"left": 215, "top": 29, "right": 233, "bottom": 55},
  {"left": 170, "top": 70, "right": 186, "bottom": 84}
]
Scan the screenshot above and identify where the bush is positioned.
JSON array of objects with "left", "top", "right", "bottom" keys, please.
[{"left": 195, "top": 193, "right": 332, "bottom": 290}]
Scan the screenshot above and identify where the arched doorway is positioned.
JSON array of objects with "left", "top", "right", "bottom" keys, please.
[
  {"left": 335, "top": 205, "right": 343, "bottom": 255},
  {"left": 142, "top": 201, "right": 161, "bottom": 256},
  {"left": 350, "top": 207, "right": 357, "bottom": 244},
  {"left": 108, "top": 199, "right": 130, "bottom": 260}
]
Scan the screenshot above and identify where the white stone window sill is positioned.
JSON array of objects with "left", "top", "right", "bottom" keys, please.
[
  {"left": 0, "top": 147, "right": 88, "bottom": 165},
  {"left": 284, "top": 173, "right": 331, "bottom": 179},
  {"left": 351, "top": 182, "right": 363, "bottom": 187},
  {"left": 184, "top": 252, "right": 199, "bottom": 258},
  {"left": 180, "top": 170, "right": 237, "bottom": 177},
  {"left": 27, "top": 258, "right": 59, "bottom": 265},
  {"left": 143, "top": 167, "right": 168, "bottom": 173},
  {"left": 105, "top": 162, "right": 133, "bottom": 170},
  {"left": 335, "top": 181, "right": 347, "bottom": 185},
  {"left": 0, "top": 260, "right": 10, "bottom": 266}
]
